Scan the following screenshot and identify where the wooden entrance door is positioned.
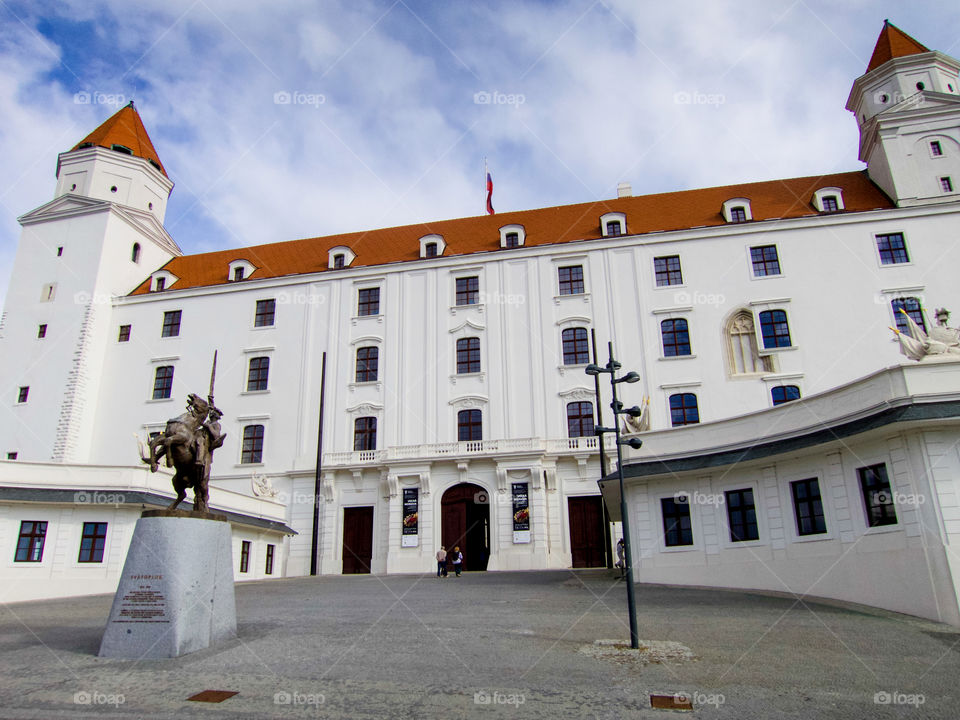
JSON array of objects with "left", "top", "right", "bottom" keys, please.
[
  {"left": 342, "top": 506, "right": 374, "bottom": 574},
  {"left": 441, "top": 483, "right": 489, "bottom": 571},
  {"left": 568, "top": 496, "right": 606, "bottom": 568}
]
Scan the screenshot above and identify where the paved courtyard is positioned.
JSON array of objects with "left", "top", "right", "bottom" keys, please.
[{"left": 0, "top": 570, "right": 957, "bottom": 718}]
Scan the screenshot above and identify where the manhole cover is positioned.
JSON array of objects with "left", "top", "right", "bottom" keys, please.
[
  {"left": 187, "top": 690, "right": 238, "bottom": 703},
  {"left": 650, "top": 693, "right": 693, "bottom": 711}
]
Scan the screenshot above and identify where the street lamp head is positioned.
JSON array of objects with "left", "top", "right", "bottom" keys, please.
[
  {"left": 625, "top": 406, "right": 643, "bottom": 418},
  {"left": 619, "top": 371, "right": 641, "bottom": 384},
  {"left": 584, "top": 363, "right": 603, "bottom": 376},
  {"left": 623, "top": 437, "right": 643, "bottom": 450}
]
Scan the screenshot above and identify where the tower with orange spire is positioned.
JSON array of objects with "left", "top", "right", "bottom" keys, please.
[{"left": 847, "top": 21, "right": 960, "bottom": 206}]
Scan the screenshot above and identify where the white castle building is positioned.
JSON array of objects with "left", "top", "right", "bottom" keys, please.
[{"left": 2, "top": 22, "right": 960, "bottom": 622}]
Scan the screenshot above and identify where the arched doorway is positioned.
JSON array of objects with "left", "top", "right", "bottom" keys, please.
[{"left": 441, "top": 483, "right": 490, "bottom": 571}]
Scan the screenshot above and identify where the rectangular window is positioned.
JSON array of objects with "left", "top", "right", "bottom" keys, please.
[
  {"left": 255, "top": 299, "right": 276, "bottom": 327},
  {"left": 457, "top": 409, "right": 482, "bottom": 441},
  {"left": 15, "top": 520, "right": 47, "bottom": 562},
  {"left": 771, "top": 385, "right": 801, "bottom": 405},
  {"left": 241, "top": 425, "right": 265, "bottom": 463},
  {"left": 566, "top": 401, "right": 594, "bottom": 438},
  {"left": 17, "top": 386, "right": 29, "bottom": 403},
  {"left": 892, "top": 297, "right": 926, "bottom": 334},
  {"left": 118, "top": 324, "right": 131, "bottom": 342},
  {"left": 821, "top": 196, "right": 839, "bottom": 212},
  {"left": 931, "top": 140, "right": 943, "bottom": 156},
  {"left": 505, "top": 232, "right": 520, "bottom": 248},
  {"left": 791, "top": 478, "right": 827, "bottom": 536},
  {"left": 240, "top": 540, "right": 250, "bottom": 573},
  {"left": 37, "top": 324, "right": 47, "bottom": 339},
  {"left": 558, "top": 265, "right": 585, "bottom": 295},
  {"left": 876, "top": 233, "right": 909, "bottom": 264},
  {"left": 730, "top": 207, "right": 747, "bottom": 223},
  {"left": 356, "top": 347, "right": 379, "bottom": 383},
  {"left": 654, "top": 255, "right": 683, "bottom": 286},
  {"left": 247, "top": 357, "right": 270, "bottom": 392},
  {"left": 161, "top": 310, "right": 181, "bottom": 337},
  {"left": 858, "top": 464, "right": 898, "bottom": 527},
  {"left": 941, "top": 176, "right": 954, "bottom": 193},
  {"left": 456, "top": 337, "right": 481, "bottom": 374},
  {"left": 725, "top": 489, "right": 758, "bottom": 541},
  {"left": 455, "top": 276, "right": 479, "bottom": 306},
  {"left": 354, "top": 417, "right": 377, "bottom": 451},
  {"left": 78, "top": 522, "right": 108, "bottom": 563},
  {"left": 41, "top": 282, "right": 56, "bottom": 302},
  {"left": 358, "top": 288, "right": 380, "bottom": 316},
  {"left": 152, "top": 366, "right": 174, "bottom": 400},
  {"left": 758, "top": 309, "right": 792, "bottom": 348},
  {"left": 661, "top": 318, "right": 691, "bottom": 357},
  {"left": 265, "top": 544, "right": 275, "bottom": 575},
  {"left": 561, "top": 327, "right": 590, "bottom": 365},
  {"left": 669, "top": 393, "right": 699, "bottom": 426},
  {"left": 155, "top": 277, "right": 166, "bottom": 292},
  {"left": 661, "top": 497, "right": 693, "bottom": 547},
  {"left": 233, "top": 266, "right": 245, "bottom": 281},
  {"left": 7, "top": 452, "right": 17, "bottom": 460},
  {"left": 750, "top": 245, "right": 781, "bottom": 276}
]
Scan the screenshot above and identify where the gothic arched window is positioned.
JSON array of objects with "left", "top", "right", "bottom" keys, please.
[{"left": 726, "top": 311, "right": 772, "bottom": 375}]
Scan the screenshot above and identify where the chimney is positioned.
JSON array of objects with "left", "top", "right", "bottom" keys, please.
[{"left": 617, "top": 182, "right": 632, "bottom": 198}]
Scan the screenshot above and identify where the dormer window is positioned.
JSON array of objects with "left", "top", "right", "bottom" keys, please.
[
  {"left": 156, "top": 277, "right": 165, "bottom": 291},
  {"left": 722, "top": 198, "right": 752, "bottom": 223},
  {"left": 600, "top": 212, "right": 627, "bottom": 237},
  {"left": 328, "top": 246, "right": 356, "bottom": 269},
  {"left": 419, "top": 234, "right": 445, "bottom": 259},
  {"left": 77, "top": 142, "right": 94, "bottom": 149},
  {"left": 150, "top": 270, "right": 178, "bottom": 292},
  {"left": 812, "top": 187, "right": 845, "bottom": 213},
  {"left": 111, "top": 144, "right": 133, "bottom": 155},
  {"left": 498, "top": 224, "right": 525, "bottom": 248},
  {"left": 228, "top": 259, "right": 256, "bottom": 282}
]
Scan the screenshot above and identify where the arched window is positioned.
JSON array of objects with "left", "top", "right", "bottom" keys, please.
[
  {"left": 669, "top": 393, "right": 699, "bottom": 426},
  {"left": 247, "top": 357, "right": 270, "bottom": 391},
  {"left": 241, "top": 425, "right": 265, "bottom": 463},
  {"left": 561, "top": 328, "right": 589, "bottom": 365},
  {"left": 356, "top": 347, "right": 379, "bottom": 382},
  {"left": 131, "top": 243, "right": 141, "bottom": 263},
  {"left": 458, "top": 409, "right": 482, "bottom": 441},
  {"left": 152, "top": 366, "right": 174, "bottom": 399},
  {"left": 758, "top": 310, "right": 792, "bottom": 348},
  {"left": 456, "top": 338, "right": 481, "bottom": 374},
  {"left": 566, "top": 401, "right": 594, "bottom": 438},
  {"left": 726, "top": 311, "right": 773, "bottom": 375},
  {"left": 661, "top": 318, "right": 691, "bottom": 357},
  {"left": 771, "top": 385, "right": 801, "bottom": 406}
]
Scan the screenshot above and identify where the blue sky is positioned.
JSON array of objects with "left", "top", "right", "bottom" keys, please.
[{"left": 1, "top": 0, "right": 959, "bottom": 306}]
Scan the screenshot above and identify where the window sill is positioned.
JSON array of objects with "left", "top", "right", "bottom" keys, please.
[
  {"left": 236, "top": 462, "right": 265, "bottom": 468},
  {"left": 450, "top": 372, "right": 486, "bottom": 383},
  {"left": 146, "top": 397, "right": 174, "bottom": 403},
  {"left": 557, "top": 364, "right": 589, "bottom": 377},
  {"left": 252, "top": 324, "right": 276, "bottom": 331},
  {"left": 791, "top": 532, "right": 833, "bottom": 544},
  {"left": 349, "top": 381, "right": 382, "bottom": 391},
  {"left": 449, "top": 303, "right": 485, "bottom": 315},
  {"left": 759, "top": 345, "right": 798, "bottom": 354},
  {"left": 751, "top": 273, "right": 783, "bottom": 280},
  {"left": 862, "top": 523, "right": 902, "bottom": 536},
  {"left": 242, "top": 389, "right": 271, "bottom": 395},
  {"left": 660, "top": 544, "right": 699, "bottom": 553},
  {"left": 659, "top": 354, "right": 696, "bottom": 361},
  {"left": 653, "top": 283, "right": 685, "bottom": 291},
  {"left": 352, "top": 314, "right": 385, "bottom": 325},
  {"left": 553, "top": 292, "right": 590, "bottom": 305}
]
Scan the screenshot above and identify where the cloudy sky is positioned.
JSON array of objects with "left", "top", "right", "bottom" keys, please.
[{"left": 0, "top": 0, "right": 958, "bottom": 305}]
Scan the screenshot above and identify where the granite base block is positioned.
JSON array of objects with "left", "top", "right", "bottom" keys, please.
[{"left": 98, "top": 514, "right": 237, "bottom": 659}]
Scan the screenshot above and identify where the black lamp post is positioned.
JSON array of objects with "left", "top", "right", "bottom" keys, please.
[{"left": 586, "top": 344, "right": 642, "bottom": 650}]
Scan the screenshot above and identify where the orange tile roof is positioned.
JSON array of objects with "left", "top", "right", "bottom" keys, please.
[
  {"left": 73, "top": 102, "right": 167, "bottom": 177},
  {"left": 130, "top": 170, "right": 893, "bottom": 295},
  {"left": 866, "top": 21, "right": 930, "bottom": 74}
]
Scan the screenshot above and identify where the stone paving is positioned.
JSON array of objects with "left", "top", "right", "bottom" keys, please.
[{"left": 0, "top": 570, "right": 958, "bottom": 718}]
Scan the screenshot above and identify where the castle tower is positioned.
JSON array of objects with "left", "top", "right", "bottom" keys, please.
[
  {"left": 847, "top": 21, "right": 960, "bottom": 206},
  {"left": 0, "top": 103, "right": 181, "bottom": 462}
]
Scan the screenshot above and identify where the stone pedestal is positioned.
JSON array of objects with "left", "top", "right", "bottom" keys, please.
[{"left": 98, "top": 510, "right": 237, "bottom": 659}]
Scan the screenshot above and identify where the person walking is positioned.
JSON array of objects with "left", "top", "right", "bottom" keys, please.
[
  {"left": 451, "top": 546, "right": 463, "bottom": 577},
  {"left": 615, "top": 538, "right": 625, "bottom": 579},
  {"left": 436, "top": 546, "right": 448, "bottom": 578}
]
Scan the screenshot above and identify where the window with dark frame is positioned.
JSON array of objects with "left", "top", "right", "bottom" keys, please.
[
  {"left": 661, "top": 318, "right": 691, "bottom": 357},
  {"left": 233, "top": 266, "right": 245, "bottom": 281},
  {"left": 892, "top": 297, "right": 926, "bottom": 334},
  {"left": 771, "top": 385, "right": 801, "bottom": 405},
  {"left": 669, "top": 393, "right": 699, "bottom": 426},
  {"left": 456, "top": 337, "right": 481, "bottom": 374},
  {"left": 358, "top": 288, "right": 380, "bottom": 316},
  {"left": 265, "top": 544, "right": 275, "bottom": 574},
  {"left": 241, "top": 424, "right": 265, "bottom": 464},
  {"left": 725, "top": 489, "right": 759, "bottom": 541},
  {"left": 153, "top": 366, "right": 174, "bottom": 400},
  {"left": 132, "top": 243, "right": 141, "bottom": 263},
  {"left": 247, "top": 357, "right": 270, "bottom": 392},
  {"left": 505, "top": 232, "right": 520, "bottom": 248},
  {"left": 876, "top": 233, "right": 910, "bottom": 264},
  {"left": 14, "top": 521, "right": 47, "bottom": 562},
  {"left": 941, "top": 176, "right": 954, "bottom": 193},
  {"left": 17, "top": 386, "right": 29, "bottom": 403},
  {"left": 730, "top": 206, "right": 747, "bottom": 223},
  {"left": 821, "top": 196, "right": 839, "bottom": 212},
  {"left": 791, "top": 478, "right": 827, "bottom": 535},
  {"left": 606, "top": 220, "right": 622, "bottom": 236},
  {"left": 457, "top": 409, "right": 482, "bottom": 441},
  {"left": 758, "top": 309, "right": 792, "bottom": 348},
  {"left": 566, "top": 401, "right": 594, "bottom": 438},
  {"left": 858, "top": 464, "right": 898, "bottom": 527},
  {"left": 456, "top": 276, "right": 479, "bottom": 306},
  {"left": 155, "top": 277, "right": 166, "bottom": 292},
  {"left": 78, "top": 522, "right": 108, "bottom": 563},
  {"left": 37, "top": 324, "right": 47, "bottom": 339},
  {"left": 654, "top": 255, "right": 683, "bottom": 286},
  {"left": 558, "top": 265, "right": 585, "bottom": 295},
  {"left": 255, "top": 299, "right": 276, "bottom": 327},
  {"left": 425, "top": 242, "right": 438, "bottom": 258},
  {"left": 333, "top": 254, "right": 345, "bottom": 269},
  {"left": 356, "top": 347, "right": 379, "bottom": 382},
  {"left": 161, "top": 310, "right": 181, "bottom": 337},
  {"left": 750, "top": 245, "right": 781, "bottom": 276},
  {"left": 354, "top": 417, "right": 377, "bottom": 451},
  {"left": 561, "top": 327, "right": 590, "bottom": 365},
  {"left": 6, "top": 452, "right": 17, "bottom": 460},
  {"left": 931, "top": 140, "right": 943, "bottom": 156},
  {"left": 240, "top": 540, "right": 250, "bottom": 573},
  {"left": 118, "top": 325, "right": 131, "bottom": 342},
  {"left": 661, "top": 497, "right": 693, "bottom": 546}
]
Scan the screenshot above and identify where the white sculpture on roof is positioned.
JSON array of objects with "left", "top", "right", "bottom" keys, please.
[{"left": 892, "top": 307, "right": 960, "bottom": 360}]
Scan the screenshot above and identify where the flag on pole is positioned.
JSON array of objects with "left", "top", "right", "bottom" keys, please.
[{"left": 486, "top": 171, "right": 495, "bottom": 215}]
